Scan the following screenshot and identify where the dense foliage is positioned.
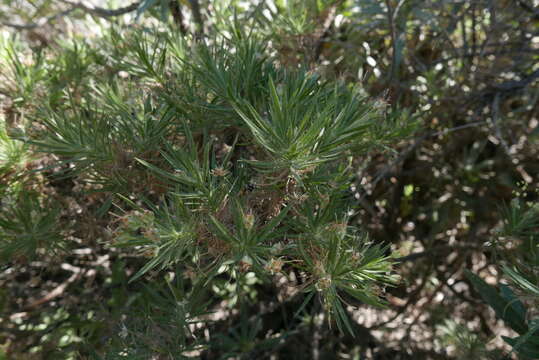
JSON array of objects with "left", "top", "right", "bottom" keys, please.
[{"left": 0, "top": 1, "right": 537, "bottom": 359}]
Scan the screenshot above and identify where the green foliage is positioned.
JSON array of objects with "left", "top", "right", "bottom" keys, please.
[
  {"left": 30, "top": 88, "right": 173, "bottom": 192},
  {"left": 0, "top": 193, "right": 64, "bottom": 261},
  {"left": 112, "top": 200, "right": 198, "bottom": 283},
  {"left": 500, "top": 199, "right": 539, "bottom": 239},
  {"left": 1, "top": 0, "right": 536, "bottom": 358},
  {"left": 467, "top": 199, "right": 539, "bottom": 359},
  {"left": 3, "top": 23, "right": 408, "bottom": 354},
  {"left": 466, "top": 272, "right": 528, "bottom": 335},
  {"left": 296, "top": 228, "right": 396, "bottom": 333},
  {"left": 0, "top": 36, "right": 45, "bottom": 104},
  {"left": 467, "top": 271, "right": 539, "bottom": 359},
  {"left": 233, "top": 74, "right": 380, "bottom": 176},
  {"left": 98, "top": 275, "right": 209, "bottom": 359}
]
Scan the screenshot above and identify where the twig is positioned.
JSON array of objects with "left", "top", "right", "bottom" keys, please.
[
  {"left": 188, "top": 0, "right": 204, "bottom": 37},
  {"left": 313, "top": 0, "right": 344, "bottom": 62},
  {"left": 394, "top": 244, "right": 485, "bottom": 263},
  {"left": 1, "top": 1, "right": 140, "bottom": 30},
  {"left": 24, "top": 264, "right": 83, "bottom": 310},
  {"left": 491, "top": 92, "right": 511, "bottom": 156},
  {"left": 169, "top": 0, "right": 187, "bottom": 34},
  {"left": 22, "top": 256, "right": 109, "bottom": 311},
  {"left": 471, "top": 2, "right": 477, "bottom": 65},
  {"left": 58, "top": 0, "right": 140, "bottom": 18},
  {"left": 385, "top": 0, "right": 406, "bottom": 85},
  {"left": 461, "top": 4, "right": 468, "bottom": 60},
  {"left": 430, "top": 120, "right": 487, "bottom": 138},
  {"left": 490, "top": 68, "right": 539, "bottom": 93},
  {"left": 445, "top": 280, "right": 480, "bottom": 304},
  {"left": 432, "top": 48, "right": 538, "bottom": 65}
]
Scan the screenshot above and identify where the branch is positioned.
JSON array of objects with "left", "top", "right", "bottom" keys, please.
[
  {"left": 385, "top": 0, "right": 406, "bottom": 84},
  {"left": 58, "top": 0, "right": 140, "bottom": 18},
  {"left": 517, "top": 0, "right": 539, "bottom": 20},
  {"left": 491, "top": 92, "right": 511, "bottom": 155},
  {"left": 1, "top": 1, "right": 140, "bottom": 30},
  {"left": 22, "top": 255, "right": 109, "bottom": 311},
  {"left": 490, "top": 68, "right": 539, "bottom": 94},
  {"left": 432, "top": 48, "right": 539, "bottom": 66},
  {"left": 394, "top": 244, "right": 485, "bottom": 263},
  {"left": 188, "top": 0, "right": 204, "bottom": 37},
  {"left": 169, "top": 0, "right": 187, "bottom": 34},
  {"left": 313, "top": 0, "right": 344, "bottom": 62},
  {"left": 23, "top": 263, "right": 83, "bottom": 310}
]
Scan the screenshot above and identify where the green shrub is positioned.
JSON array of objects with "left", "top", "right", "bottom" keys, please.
[
  {"left": 1, "top": 0, "right": 536, "bottom": 358},
  {"left": 0, "top": 18, "right": 412, "bottom": 356}
]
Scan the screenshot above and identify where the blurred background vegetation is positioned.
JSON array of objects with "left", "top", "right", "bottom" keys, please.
[{"left": 0, "top": 0, "right": 538, "bottom": 359}]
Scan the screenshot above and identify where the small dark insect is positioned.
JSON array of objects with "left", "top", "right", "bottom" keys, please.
[{"left": 246, "top": 183, "right": 256, "bottom": 192}]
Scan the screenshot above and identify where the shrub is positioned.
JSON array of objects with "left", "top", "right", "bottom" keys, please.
[
  {"left": 1, "top": 0, "right": 536, "bottom": 358},
  {"left": 0, "top": 17, "right": 412, "bottom": 358}
]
